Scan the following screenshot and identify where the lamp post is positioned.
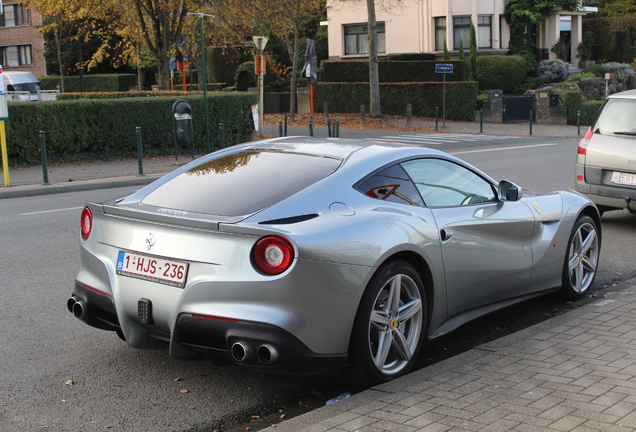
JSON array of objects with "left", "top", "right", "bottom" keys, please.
[
  {"left": 187, "top": 12, "right": 214, "bottom": 153},
  {"left": 252, "top": 36, "right": 268, "bottom": 138}
]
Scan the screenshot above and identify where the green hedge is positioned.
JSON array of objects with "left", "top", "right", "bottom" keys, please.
[
  {"left": 38, "top": 74, "right": 138, "bottom": 92},
  {"left": 385, "top": 53, "right": 436, "bottom": 61},
  {"left": 5, "top": 92, "right": 258, "bottom": 164},
  {"left": 563, "top": 90, "right": 603, "bottom": 125},
  {"left": 58, "top": 89, "right": 226, "bottom": 100},
  {"left": 314, "top": 82, "right": 478, "bottom": 121},
  {"left": 476, "top": 56, "right": 526, "bottom": 92},
  {"left": 321, "top": 61, "right": 467, "bottom": 83}
]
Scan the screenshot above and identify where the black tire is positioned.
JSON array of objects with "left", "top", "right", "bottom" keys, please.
[
  {"left": 348, "top": 260, "right": 427, "bottom": 385},
  {"left": 561, "top": 215, "right": 600, "bottom": 300}
]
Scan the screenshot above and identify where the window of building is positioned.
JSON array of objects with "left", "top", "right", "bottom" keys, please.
[
  {"left": 0, "top": 4, "right": 30, "bottom": 27},
  {"left": 1, "top": 45, "right": 33, "bottom": 67},
  {"left": 344, "top": 23, "right": 385, "bottom": 55},
  {"left": 478, "top": 16, "right": 492, "bottom": 49},
  {"left": 435, "top": 17, "right": 446, "bottom": 51},
  {"left": 453, "top": 16, "right": 470, "bottom": 50}
]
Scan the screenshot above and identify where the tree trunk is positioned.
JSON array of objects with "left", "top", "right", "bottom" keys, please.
[
  {"left": 288, "top": 26, "right": 300, "bottom": 123},
  {"left": 366, "top": 0, "right": 381, "bottom": 118},
  {"left": 55, "top": 28, "right": 65, "bottom": 93}
]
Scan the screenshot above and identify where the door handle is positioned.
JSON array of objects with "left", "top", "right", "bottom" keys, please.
[{"left": 440, "top": 228, "right": 453, "bottom": 241}]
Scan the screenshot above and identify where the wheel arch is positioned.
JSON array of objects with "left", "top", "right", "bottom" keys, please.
[{"left": 579, "top": 204, "right": 602, "bottom": 244}]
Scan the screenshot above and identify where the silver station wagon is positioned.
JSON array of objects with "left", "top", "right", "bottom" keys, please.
[
  {"left": 69, "top": 138, "right": 601, "bottom": 384},
  {"left": 575, "top": 89, "right": 636, "bottom": 215}
]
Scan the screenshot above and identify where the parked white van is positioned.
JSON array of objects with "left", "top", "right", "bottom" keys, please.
[{"left": 3, "top": 72, "right": 58, "bottom": 101}]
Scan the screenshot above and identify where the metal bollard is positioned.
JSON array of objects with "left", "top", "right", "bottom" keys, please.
[
  {"left": 327, "top": 118, "right": 332, "bottom": 138},
  {"left": 406, "top": 104, "right": 412, "bottom": 127},
  {"left": 309, "top": 116, "right": 314, "bottom": 137},
  {"left": 435, "top": 107, "right": 439, "bottom": 131},
  {"left": 529, "top": 109, "right": 533, "bottom": 136},
  {"left": 136, "top": 127, "right": 144, "bottom": 176},
  {"left": 284, "top": 114, "right": 288, "bottom": 137},
  {"left": 360, "top": 105, "right": 366, "bottom": 124},
  {"left": 279, "top": 120, "right": 283, "bottom": 137},
  {"left": 335, "top": 118, "right": 340, "bottom": 137},
  {"left": 479, "top": 108, "right": 483, "bottom": 133},
  {"left": 39, "top": 131, "right": 49, "bottom": 185},
  {"left": 219, "top": 123, "right": 225, "bottom": 148},
  {"left": 577, "top": 110, "right": 581, "bottom": 135}
]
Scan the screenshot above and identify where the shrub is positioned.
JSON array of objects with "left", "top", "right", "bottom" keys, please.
[
  {"left": 5, "top": 92, "right": 258, "bottom": 164},
  {"left": 551, "top": 38, "right": 570, "bottom": 62},
  {"left": 321, "top": 61, "right": 467, "bottom": 83},
  {"left": 385, "top": 53, "right": 436, "bottom": 61},
  {"left": 613, "top": 30, "right": 633, "bottom": 64},
  {"left": 476, "top": 55, "right": 526, "bottom": 92},
  {"left": 39, "top": 74, "right": 137, "bottom": 92},
  {"left": 314, "top": 82, "right": 478, "bottom": 121},
  {"left": 578, "top": 32, "right": 595, "bottom": 62},
  {"left": 535, "top": 59, "right": 568, "bottom": 82},
  {"left": 582, "top": 63, "right": 611, "bottom": 77}
]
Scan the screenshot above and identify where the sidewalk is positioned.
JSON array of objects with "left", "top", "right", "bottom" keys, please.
[
  {"left": 0, "top": 119, "right": 583, "bottom": 199},
  {"left": 262, "top": 284, "right": 636, "bottom": 432}
]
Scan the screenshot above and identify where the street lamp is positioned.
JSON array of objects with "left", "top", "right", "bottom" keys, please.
[
  {"left": 252, "top": 36, "right": 268, "bottom": 137},
  {"left": 187, "top": 12, "right": 214, "bottom": 153}
]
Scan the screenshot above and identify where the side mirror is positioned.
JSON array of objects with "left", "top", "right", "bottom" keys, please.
[{"left": 498, "top": 180, "right": 522, "bottom": 201}]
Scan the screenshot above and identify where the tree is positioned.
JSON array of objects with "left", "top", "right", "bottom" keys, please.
[
  {"left": 367, "top": 0, "right": 381, "bottom": 118},
  {"left": 443, "top": 39, "right": 450, "bottom": 61},
  {"left": 28, "top": 0, "right": 205, "bottom": 90},
  {"left": 468, "top": 20, "right": 477, "bottom": 81},
  {"left": 458, "top": 38, "right": 465, "bottom": 61},
  {"left": 504, "top": 0, "right": 579, "bottom": 55},
  {"left": 211, "top": 0, "right": 325, "bottom": 120},
  {"left": 598, "top": 0, "right": 636, "bottom": 17}
]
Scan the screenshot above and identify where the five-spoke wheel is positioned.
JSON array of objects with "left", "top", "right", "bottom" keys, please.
[
  {"left": 561, "top": 215, "right": 600, "bottom": 300},
  {"left": 349, "top": 261, "right": 426, "bottom": 384}
]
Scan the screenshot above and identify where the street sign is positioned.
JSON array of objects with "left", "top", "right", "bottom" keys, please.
[
  {"left": 435, "top": 64, "right": 454, "bottom": 74},
  {"left": 605, "top": 73, "right": 611, "bottom": 80}
]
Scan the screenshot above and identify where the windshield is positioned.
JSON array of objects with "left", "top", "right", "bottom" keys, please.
[
  {"left": 593, "top": 98, "right": 636, "bottom": 135},
  {"left": 141, "top": 150, "right": 341, "bottom": 216},
  {"left": 12, "top": 83, "right": 43, "bottom": 93}
]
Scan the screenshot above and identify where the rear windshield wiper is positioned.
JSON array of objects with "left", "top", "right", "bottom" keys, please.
[{"left": 613, "top": 131, "right": 636, "bottom": 136}]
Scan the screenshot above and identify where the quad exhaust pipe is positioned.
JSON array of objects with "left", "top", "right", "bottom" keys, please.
[
  {"left": 231, "top": 341, "right": 280, "bottom": 365},
  {"left": 67, "top": 297, "right": 86, "bottom": 321}
]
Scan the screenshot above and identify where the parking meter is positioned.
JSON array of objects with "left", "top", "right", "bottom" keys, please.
[{"left": 172, "top": 99, "right": 193, "bottom": 160}]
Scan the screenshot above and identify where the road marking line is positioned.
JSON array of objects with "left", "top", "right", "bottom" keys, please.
[
  {"left": 450, "top": 143, "right": 559, "bottom": 155},
  {"left": 21, "top": 206, "right": 83, "bottom": 216}
]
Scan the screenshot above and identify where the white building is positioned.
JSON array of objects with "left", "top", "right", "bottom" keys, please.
[{"left": 326, "top": 0, "right": 590, "bottom": 65}]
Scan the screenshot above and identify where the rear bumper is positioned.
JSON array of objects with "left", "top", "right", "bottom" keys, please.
[
  {"left": 69, "top": 282, "right": 348, "bottom": 376},
  {"left": 574, "top": 164, "right": 636, "bottom": 210}
]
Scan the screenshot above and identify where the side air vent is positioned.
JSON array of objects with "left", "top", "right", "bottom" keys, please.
[{"left": 259, "top": 214, "right": 319, "bottom": 225}]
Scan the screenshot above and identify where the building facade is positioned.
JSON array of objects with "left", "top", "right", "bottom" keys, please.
[
  {"left": 326, "top": 0, "right": 586, "bottom": 65},
  {"left": 0, "top": 1, "right": 46, "bottom": 76}
]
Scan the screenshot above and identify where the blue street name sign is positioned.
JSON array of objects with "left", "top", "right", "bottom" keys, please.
[{"left": 435, "top": 64, "right": 454, "bottom": 74}]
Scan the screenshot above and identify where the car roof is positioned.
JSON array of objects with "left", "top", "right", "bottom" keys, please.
[
  {"left": 249, "top": 136, "right": 444, "bottom": 160},
  {"left": 608, "top": 89, "right": 636, "bottom": 99}
]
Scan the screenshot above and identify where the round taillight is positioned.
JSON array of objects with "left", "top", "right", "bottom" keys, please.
[
  {"left": 252, "top": 236, "right": 295, "bottom": 275},
  {"left": 80, "top": 207, "right": 93, "bottom": 240}
]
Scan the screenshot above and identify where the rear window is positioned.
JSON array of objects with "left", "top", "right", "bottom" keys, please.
[
  {"left": 141, "top": 150, "right": 341, "bottom": 216},
  {"left": 594, "top": 98, "right": 636, "bottom": 136}
]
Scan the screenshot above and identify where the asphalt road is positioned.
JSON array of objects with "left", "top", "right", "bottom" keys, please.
[{"left": 1, "top": 134, "right": 633, "bottom": 432}]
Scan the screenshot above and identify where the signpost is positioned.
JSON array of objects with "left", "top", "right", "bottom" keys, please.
[
  {"left": 0, "top": 65, "right": 9, "bottom": 187},
  {"left": 605, "top": 73, "right": 611, "bottom": 99},
  {"left": 435, "top": 64, "right": 453, "bottom": 127}
]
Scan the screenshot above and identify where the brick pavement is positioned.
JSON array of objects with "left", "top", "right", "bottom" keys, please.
[{"left": 263, "top": 287, "right": 636, "bottom": 432}]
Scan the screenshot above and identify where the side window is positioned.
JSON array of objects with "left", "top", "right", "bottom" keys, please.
[
  {"left": 401, "top": 158, "right": 496, "bottom": 207},
  {"left": 356, "top": 164, "right": 424, "bottom": 207}
]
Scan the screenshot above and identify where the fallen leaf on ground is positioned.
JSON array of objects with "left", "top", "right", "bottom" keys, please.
[
  {"left": 180, "top": 389, "right": 190, "bottom": 394},
  {"left": 65, "top": 380, "right": 74, "bottom": 386},
  {"left": 174, "top": 377, "right": 183, "bottom": 382},
  {"left": 251, "top": 416, "right": 260, "bottom": 419}
]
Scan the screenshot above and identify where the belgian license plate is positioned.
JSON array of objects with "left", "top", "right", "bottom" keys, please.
[
  {"left": 611, "top": 171, "right": 636, "bottom": 186},
  {"left": 116, "top": 251, "right": 188, "bottom": 288}
]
